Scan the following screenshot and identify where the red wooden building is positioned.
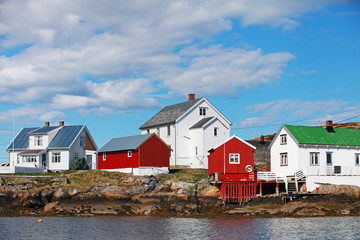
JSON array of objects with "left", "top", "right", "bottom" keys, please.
[
  {"left": 208, "top": 135, "right": 256, "bottom": 182},
  {"left": 97, "top": 133, "right": 171, "bottom": 175},
  {"left": 208, "top": 135, "right": 257, "bottom": 203}
]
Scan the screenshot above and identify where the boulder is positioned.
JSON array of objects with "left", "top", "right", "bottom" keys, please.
[
  {"left": 170, "top": 181, "right": 194, "bottom": 191},
  {"left": 44, "top": 201, "right": 59, "bottom": 212},
  {"left": 41, "top": 188, "right": 54, "bottom": 204},
  {"left": 68, "top": 187, "right": 82, "bottom": 197},
  {"left": 53, "top": 188, "right": 70, "bottom": 199},
  {"left": 200, "top": 186, "right": 220, "bottom": 198}
]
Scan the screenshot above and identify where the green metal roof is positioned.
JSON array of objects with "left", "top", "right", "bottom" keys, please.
[{"left": 284, "top": 125, "right": 360, "bottom": 146}]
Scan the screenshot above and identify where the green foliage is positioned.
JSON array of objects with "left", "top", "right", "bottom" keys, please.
[{"left": 71, "top": 158, "right": 89, "bottom": 170}]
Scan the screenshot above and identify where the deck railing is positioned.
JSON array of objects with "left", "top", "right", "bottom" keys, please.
[
  {"left": 307, "top": 166, "right": 360, "bottom": 176},
  {"left": 257, "top": 171, "right": 285, "bottom": 182}
]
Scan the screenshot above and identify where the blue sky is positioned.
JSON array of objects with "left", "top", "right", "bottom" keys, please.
[{"left": 0, "top": 0, "right": 359, "bottom": 163}]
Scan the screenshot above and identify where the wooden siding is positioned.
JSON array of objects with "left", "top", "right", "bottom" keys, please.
[
  {"left": 139, "top": 134, "right": 170, "bottom": 167},
  {"left": 98, "top": 150, "right": 140, "bottom": 170},
  {"left": 208, "top": 137, "right": 255, "bottom": 176}
]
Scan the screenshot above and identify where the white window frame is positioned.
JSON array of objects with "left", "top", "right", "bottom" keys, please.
[
  {"left": 103, "top": 153, "right": 106, "bottom": 161},
  {"left": 52, "top": 152, "right": 61, "bottom": 163},
  {"left": 310, "top": 152, "right": 319, "bottom": 166},
  {"left": 355, "top": 153, "right": 360, "bottom": 166},
  {"left": 214, "top": 127, "right": 218, "bottom": 136},
  {"left": 280, "top": 153, "right": 288, "bottom": 166},
  {"left": 280, "top": 134, "right": 287, "bottom": 145},
  {"left": 199, "top": 107, "right": 206, "bottom": 116},
  {"left": 229, "top": 153, "right": 240, "bottom": 164},
  {"left": 34, "top": 135, "right": 43, "bottom": 146},
  {"left": 128, "top": 151, "right": 132, "bottom": 157}
]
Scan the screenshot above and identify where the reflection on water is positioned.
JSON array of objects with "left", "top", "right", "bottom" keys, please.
[{"left": 0, "top": 216, "right": 358, "bottom": 240}]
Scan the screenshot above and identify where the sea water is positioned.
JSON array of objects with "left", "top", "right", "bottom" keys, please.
[{"left": 0, "top": 216, "right": 359, "bottom": 240}]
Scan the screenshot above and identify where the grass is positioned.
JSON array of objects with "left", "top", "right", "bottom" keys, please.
[
  {"left": 65, "top": 170, "right": 127, "bottom": 191},
  {"left": 170, "top": 169, "right": 208, "bottom": 183}
]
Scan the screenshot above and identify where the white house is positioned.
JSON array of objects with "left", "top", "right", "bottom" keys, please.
[
  {"left": 139, "top": 94, "right": 232, "bottom": 169},
  {"left": 269, "top": 121, "right": 360, "bottom": 191},
  {"left": 2, "top": 121, "right": 97, "bottom": 173}
]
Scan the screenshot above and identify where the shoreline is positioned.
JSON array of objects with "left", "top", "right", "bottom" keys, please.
[{"left": 0, "top": 171, "right": 359, "bottom": 218}]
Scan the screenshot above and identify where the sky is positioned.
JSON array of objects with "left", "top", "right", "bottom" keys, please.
[{"left": 0, "top": 0, "right": 359, "bottom": 163}]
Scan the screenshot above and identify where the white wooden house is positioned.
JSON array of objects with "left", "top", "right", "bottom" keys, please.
[
  {"left": 139, "top": 94, "right": 232, "bottom": 169},
  {"left": 269, "top": 121, "right": 360, "bottom": 191},
  {"left": 2, "top": 121, "right": 97, "bottom": 173}
]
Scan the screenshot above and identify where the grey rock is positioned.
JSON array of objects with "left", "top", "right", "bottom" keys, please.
[{"left": 53, "top": 188, "right": 70, "bottom": 199}]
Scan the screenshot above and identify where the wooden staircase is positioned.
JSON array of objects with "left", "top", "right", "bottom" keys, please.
[{"left": 286, "top": 170, "right": 306, "bottom": 193}]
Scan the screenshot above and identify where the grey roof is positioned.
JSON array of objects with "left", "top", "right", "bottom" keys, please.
[
  {"left": 190, "top": 117, "right": 213, "bottom": 129},
  {"left": 48, "top": 125, "right": 84, "bottom": 149},
  {"left": 140, "top": 98, "right": 202, "bottom": 129},
  {"left": 29, "top": 126, "right": 60, "bottom": 134},
  {"left": 98, "top": 134, "right": 151, "bottom": 153},
  {"left": 7, "top": 127, "right": 38, "bottom": 150}
]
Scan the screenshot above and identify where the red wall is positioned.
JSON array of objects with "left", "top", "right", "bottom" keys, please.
[
  {"left": 98, "top": 150, "right": 140, "bottom": 170},
  {"left": 98, "top": 134, "right": 170, "bottom": 170},
  {"left": 139, "top": 134, "right": 170, "bottom": 167},
  {"left": 208, "top": 137, "right": 254, "bottom": 176}
]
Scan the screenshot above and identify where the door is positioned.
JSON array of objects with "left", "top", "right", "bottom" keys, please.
[
  {"left": 326, "top": 152, "right": 332, "bottom": 175},
  {"left": 42, "top": 154, "right": 46, "bottom": 168}
]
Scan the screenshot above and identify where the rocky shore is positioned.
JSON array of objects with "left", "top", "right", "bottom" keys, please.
[{"left": 0, "top": 170, "right": 359, "bottom": 218}]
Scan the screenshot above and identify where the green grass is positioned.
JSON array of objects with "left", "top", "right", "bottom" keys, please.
[{"left": 170, "top": 169, "right": 208, "bottom": 183}]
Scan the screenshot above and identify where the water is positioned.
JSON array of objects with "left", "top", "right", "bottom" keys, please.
[{"left": 0, "top": 216, "right": 359, "bottom": 240}]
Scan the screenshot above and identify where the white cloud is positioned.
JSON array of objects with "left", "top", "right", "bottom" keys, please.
[
  {"left": 241, "top": 99, "right": 351, "bottom": 127},
  {"left": 0, "top": 0, "right": 341, "bottom": 115},
  {"left": 165, "top": 46, "right": 294, "bottom": 95}
]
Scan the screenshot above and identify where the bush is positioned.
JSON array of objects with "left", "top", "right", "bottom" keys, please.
[{"left": 71, "top": 158, "right": 89, "bottom": 170}]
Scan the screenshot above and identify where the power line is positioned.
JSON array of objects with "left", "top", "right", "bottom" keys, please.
[
  {"left": 233, "top": 107, "right": 360, "bottom": 130},
  {"left": 336, "top": 114, "right": 360, "bottom": 124}
]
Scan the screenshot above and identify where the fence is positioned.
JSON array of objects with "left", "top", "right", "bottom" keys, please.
[{"left": 220, "top": 182, "right": 258, "bottom": 203}]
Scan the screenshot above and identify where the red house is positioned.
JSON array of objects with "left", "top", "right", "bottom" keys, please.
[
  {"left": 97, "top": 133, "right": 171, "bottom": 175},
  {"left": 208, "top": 135, "right": 256, "bottom": 182}
]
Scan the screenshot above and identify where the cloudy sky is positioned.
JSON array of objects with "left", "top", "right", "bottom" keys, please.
[{"left": 0, "top": 0, "right": 359, "bottom": 162}]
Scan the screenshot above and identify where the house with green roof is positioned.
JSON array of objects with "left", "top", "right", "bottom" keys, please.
[
  {"left": 269, "top": 121, "right": 360, "bottom": 191},
  {"left": 139, "top": 94, "right": 232, "bottom": 169}
]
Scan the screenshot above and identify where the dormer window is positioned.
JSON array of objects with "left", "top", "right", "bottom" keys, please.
[
  {"left": 280, "top": 134, "right": 287, "bottom": 145},
  {"left": 199, "top": 107, "right": 206, "bottom": 116},
  {"left": 34, "top": 136, "right": 43, "bottom": 146}
]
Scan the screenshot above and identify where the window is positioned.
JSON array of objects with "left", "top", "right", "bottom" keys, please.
[
  {"left": 195, "top": 146, "right": 198, "bottom": 156},
  {"left": 52, "top": 152, "right": 61, "bottom": 163},
  {"left": 73, "top": 152, "right": 79, "bottom": 161},
  {"left": 80, "top": 136, "right": 86, "bottom": 146},
  {"left": 229, "top": 153, "right": 240, "bottom": 164},
  {"left": 103, "top": 153, "right": 106, "bottom": 161},
  {"left": 147, "top": 129, "right": 150, "bottom": 134},
  {"left": 310, "top": 152, "right": 319, "bottom": 165},
  {"left": 128, "top": 151, "right": 132, "bottom": 157},
  {"left": 169, "top": 145, "right": 171, "bottom": 157},
  {"left": 156, "top": 127, "right": 160, "bottom": 136},
  {"left": 280, "top": 134, "right": 287, "bottom": 145},
  {"left": 167, "top": 125, "right": 171, "bottom": 136},
  {"left": 24, "top": 155, "right": 37, "bottom": 163},
  {"left": 280, "top": 153, "right": 288, "bottom": 166},
  {"left": 214, "top": 127, "right": 218, "bottom": 136},
  {"left": 34, "top": 136, "right": 43, "bottom": 146},
  {"left": 356, "top": 154, "right": 360, "bottom": 166},
  {"left": 199, "top": 107, "right": 206, "bottom": 116},
  {"left": 326, "top": 152, "right": 332, "bottom": 166}
]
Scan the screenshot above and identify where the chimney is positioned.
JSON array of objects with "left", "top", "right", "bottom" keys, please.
[
  {"left": 260, "top": 135, "right": 265, "bottom": 143},
  {"left": 325, "top": 120, "right": 334, "bottom": 133},
  {"left": 44, "top": 122, "right": 50, "bottom": 127},
  {"left": 59, "top": 121, "right": 64, "bottom": 126},
  {"left": 188, "top": 93, "right": 195, "bottom": 101}
]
